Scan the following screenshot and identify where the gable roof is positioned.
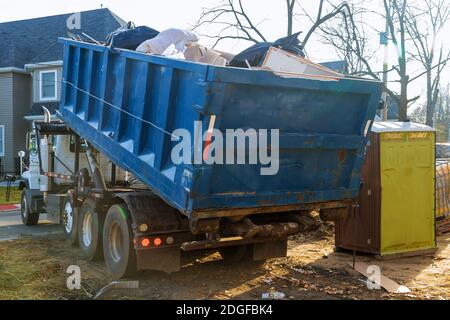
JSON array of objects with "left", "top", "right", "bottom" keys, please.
[
  {"left": 320, "top": 61, "right": 348, "bottom": 74},
  {"left": 0, "top": 8, "right": 125, "bottom": 69}
]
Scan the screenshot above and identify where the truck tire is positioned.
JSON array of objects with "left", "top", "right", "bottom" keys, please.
[
  {"left": 62, "top": 195, "right": 78, "bottom": 246},
  {"left": 21, "top": 190, "right": 39, "bottom": 226},
  {"left": 78, "top": 199, "right": 104, "bottom": 261},
  {"left": 103, "top": 204, "right": 137, "bottom": 279}
]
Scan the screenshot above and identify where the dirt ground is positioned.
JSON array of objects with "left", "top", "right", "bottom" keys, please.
[{"left": 0, "top": 223, "right": 449, "bottom": 300}]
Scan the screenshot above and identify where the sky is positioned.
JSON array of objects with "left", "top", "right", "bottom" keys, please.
[
  {"left": 1, "top": 0, "right": 449, "bottom": 108},
  {"left": 0, "top": 0, "right": 390, "bottom": 60}
]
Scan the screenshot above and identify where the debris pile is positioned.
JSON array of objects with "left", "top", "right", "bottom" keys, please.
[
  {"left": 437, "top": 217, "right": 450, "bottom": 235},
  {"left": 106, "top": 23, "right": 343, "bottom": 78},
  {"left": 435, "top": 160, "right": 450, "bottom": 235}
]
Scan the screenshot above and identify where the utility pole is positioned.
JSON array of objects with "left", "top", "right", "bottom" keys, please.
[{"left": 381, "top": 13, "right": 390, "bottom": 121}]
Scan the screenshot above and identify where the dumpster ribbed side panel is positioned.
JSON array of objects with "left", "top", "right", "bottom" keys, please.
[
  {"left": 61, "top": 40, "right": 211, "bottom": 213},
  {"left": 60, "top": 39, "right": 383, "bottom": 216}
]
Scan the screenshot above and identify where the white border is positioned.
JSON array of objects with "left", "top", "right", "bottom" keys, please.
[{"left": 39, "top": 69, "right": 58, "bottom": 101}]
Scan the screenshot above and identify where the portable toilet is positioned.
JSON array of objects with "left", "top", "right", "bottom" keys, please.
[{"left": 335, "top": 122, "right": 437, "bottom": 258}]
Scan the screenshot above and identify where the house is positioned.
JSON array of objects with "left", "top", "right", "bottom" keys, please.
[
  {"left": 320, "top": 60, "right": 348, "bottom": 74},
  {"left": 376, "top": 95, "right": 400, "bottom": 120},
  {"left": 0, "top": 8, "right": 125, "bottom": 175}
]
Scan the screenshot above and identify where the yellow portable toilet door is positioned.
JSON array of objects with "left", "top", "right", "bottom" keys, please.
[{"left": 379, "top": 130, "right": 436, "bottom": 256}]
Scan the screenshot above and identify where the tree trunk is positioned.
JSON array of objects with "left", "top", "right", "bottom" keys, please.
[
  {"left": 399, "top": 77, "right": 409, "bottom": 121},
  {"left": 286, "top": 0, "right": 295, "bottom": 36},
  {"left": 425, "top": 67, "right": 434, "bottom": 126},
  {"left": 287, "top": 15, "right": 293, "bottom": 36}
]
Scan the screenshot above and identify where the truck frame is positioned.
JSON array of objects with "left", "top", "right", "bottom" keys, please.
[
  {"left": 20, "top": 113, "right": 302, "bottom": 278},
  {"left": 18, "top": 38, "right": 382, "bottom": 279}
]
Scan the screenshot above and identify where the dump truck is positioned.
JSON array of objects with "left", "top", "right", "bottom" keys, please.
[{"left": 19, "top": 38, "right": 383, "bottom": 279}]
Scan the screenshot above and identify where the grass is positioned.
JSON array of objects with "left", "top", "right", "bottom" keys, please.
[
  {"left": 0, "top": 187, "right": 21, "bottom": 205},
  {"left": 0, "top": 238, "right": 69, "bottom": 300}
]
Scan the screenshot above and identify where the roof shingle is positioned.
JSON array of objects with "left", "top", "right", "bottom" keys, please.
[{"left": 0, "top": 8, "right": 125, "bottom": 68}]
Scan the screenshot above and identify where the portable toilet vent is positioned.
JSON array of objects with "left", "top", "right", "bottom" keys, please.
[{"left": 335, "top": 122, "right": 437, "bottom": 258}]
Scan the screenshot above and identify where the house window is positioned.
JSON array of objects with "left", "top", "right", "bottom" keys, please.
[
  {"left": 0, "top": 126, "right": 4, "bottom": 157},
  {"left": 39, "top": 70, "right": 57, "bottom": 101}
]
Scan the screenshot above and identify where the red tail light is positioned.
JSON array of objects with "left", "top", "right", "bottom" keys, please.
[
  {"left": 141, "top": 238, "right": 151, "bottom": 247},
  {"left": 154, "top": 238, "right": 162, "bottom": 246}
]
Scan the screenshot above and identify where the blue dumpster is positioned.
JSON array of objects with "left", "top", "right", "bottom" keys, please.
[{"left": 59, "top": 39, "right": 383, "bottom": 217}]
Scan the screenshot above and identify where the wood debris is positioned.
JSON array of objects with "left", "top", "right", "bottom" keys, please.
[{"left": 349, "top": 262, "right": 411, "bottom": 294}]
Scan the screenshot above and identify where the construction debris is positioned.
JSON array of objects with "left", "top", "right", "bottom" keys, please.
[
  {"left": 261, "top": 291, "right": 287, "bottom": 300},
  {"left": 261, "top": 47, "right": 343, "bottom": 80},
  {"left": 349, "top": 262, "right": 411, "bottom": 294},
  {"left": 94, "top": 281, "right": 140, "bottom": 300},
  {"left": 184, "top": 43, "right": 229, "bottom": 66},
  {"left": 437, "top": 216, "right": 450, "bottom": 235},
  {"left": 107, "top": 22, "right": 159, "bottom": 50},
  {"left": 136, "top": 28, "right": 199, "bottom": 56},
  {"left": 229, "top": 32, "right": 304, "bottom": 68},
  {"left": 436, "top": 161, "right": 450, "bottom": 219}
]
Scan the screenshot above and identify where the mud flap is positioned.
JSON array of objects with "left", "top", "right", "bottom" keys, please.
[
  {"left": 252, "top": 240, "right": 288, "bottom": 261},
  {"left": 137, "top": 247, "right": 181, "bottom": 274}
]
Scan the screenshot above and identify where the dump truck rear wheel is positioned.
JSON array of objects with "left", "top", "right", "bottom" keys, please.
[
  {"left": 62, "top": 195, "right": 78, "bottom": 246},
  {"left": 78, "top": 199, "right": 104, "bottom": 261},
  {"left": 103, "top": 204, "right": 137, "bottom": 279},
  {"left": 21, "top": 190, "right": 39, "bottom": 226}
]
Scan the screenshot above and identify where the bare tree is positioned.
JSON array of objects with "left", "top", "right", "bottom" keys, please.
[
  {"left": 193, "top": 0, "right": 351, "bottom": 51},
  {"left": 405, "top": 0, "right": 450, "bottom": 126},
  {"left": 320, "top": 1, "right": 401, "bottom": 104},
  {"left": 322, "top": 0, "right": 449, "bottom": 122},
  {"left": 383, "top": 0, "right": 414, "bottom": 121},
  {"left": 193, "top": 0, "right": 268, "bottom": 47},
  {"left": 300, "top": 1, "right": 351, "bottom": 51},
  {"left": 435, "top": 84, "right": 450, "bottom": 131},
  {"left": 194, "top": 0, "right": 450, "bottom": 125},
  {"left": 320, "top": 3, "right": 381, "bottom": 78},
  {"left": 411, "top": 84, "right": 450, "bottom": 139},
  {"left": 286, "top": 0, "right": 295, "bottom": 36}
]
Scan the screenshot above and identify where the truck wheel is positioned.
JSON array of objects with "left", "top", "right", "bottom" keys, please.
[
  {"left": 219, "top": 245, "right": 251, "bottom": 263},
  {"left": 21, "top": 190, "right": 39, "bottom": 226},
  {"left": 78, "top": 199, "right": 104, "bottom": 261},
  {"left": 103, "top": 204, "right": 137, "bottom": 279},
  {"left": 62, "top": 195, "right": 78, "bottom": 246}
]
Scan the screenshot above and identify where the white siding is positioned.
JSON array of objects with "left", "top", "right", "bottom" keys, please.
[
  {"left": 0, "top": 73, "right": 14, "bottom": 173},
  {"left": 12, "top": 73, "right": 32, "bottom": 165},
  {"left": 0, "top": 71, "right": 32, "bottom": 173}
]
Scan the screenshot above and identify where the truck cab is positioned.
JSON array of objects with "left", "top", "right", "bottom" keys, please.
[{"left": 20, "top": 114, "right": 127, "bottom": 230}]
